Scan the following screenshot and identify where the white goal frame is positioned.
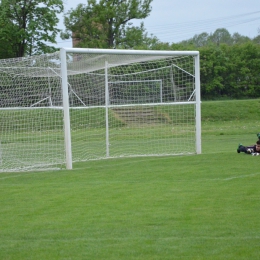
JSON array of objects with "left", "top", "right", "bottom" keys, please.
[{"left": 60, "top": 48, "right": 201, "bottom": 170}]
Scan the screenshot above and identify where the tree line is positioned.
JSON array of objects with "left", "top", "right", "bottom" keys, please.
[{"left": 1, "top": 0, "right": 260, "bottom": 100}]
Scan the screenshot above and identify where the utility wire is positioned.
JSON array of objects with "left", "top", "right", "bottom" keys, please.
[{"left": 144, "top": 11, "right": 260, "bottom": 42}]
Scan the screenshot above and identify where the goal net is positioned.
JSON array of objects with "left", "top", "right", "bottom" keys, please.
[{"left": 0, "top": 48, "right": 201, "bottom": 172}]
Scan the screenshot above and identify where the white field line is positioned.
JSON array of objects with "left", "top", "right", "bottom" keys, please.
[
  {"left": 0, "top": 173, "right": 36, "bottom": 180},
  {"left": 0, "top": 170, "right": 57, "bottom": 180},
  {"left": 222, "top": 172, "right": 260, "bottom": 181}
]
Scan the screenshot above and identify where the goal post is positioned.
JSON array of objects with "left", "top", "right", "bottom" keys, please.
[
  {"left": 60, "top": 48, "right": 72, "bottom": 170},
  {"left": 195, "top": 54, "right": 201, "bottom": 155},
  {"left": 0, "top": 48, "right": 201, "bottom": 172}
]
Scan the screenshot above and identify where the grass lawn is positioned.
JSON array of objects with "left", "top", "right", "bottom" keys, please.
[{"left": 1, "top": 99, "right": 260, "bottom": 259}]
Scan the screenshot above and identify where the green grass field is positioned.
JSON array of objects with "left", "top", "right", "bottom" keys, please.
[{"left": 1, "top": 99, "right": 260, "bottom": 259}]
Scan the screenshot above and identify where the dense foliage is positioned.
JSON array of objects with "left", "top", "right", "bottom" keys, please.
[
  {"left": 199, "top": 43, "right": 260, "bottom": 100},
  {"left": 0, "top": 0, "right": 63, "bottom": 58}
]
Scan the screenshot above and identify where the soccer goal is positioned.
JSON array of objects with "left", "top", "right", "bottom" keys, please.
[{"left": 0, "top": 48, "right": 201, "bottom": 172}]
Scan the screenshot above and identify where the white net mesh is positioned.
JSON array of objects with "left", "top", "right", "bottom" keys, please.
[
  {"left": 0, "top": 50, "right": 198, "bottom": 172},
  {"left": 0, "top": 53, "right": 64, "bottom": 172},
  {"left": 67, "top": 52, "right": 197, "bottom": 162}
]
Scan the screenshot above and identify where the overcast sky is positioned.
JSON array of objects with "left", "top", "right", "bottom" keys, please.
[{"left": 55, "top": 0, "right": 260, "bottom": 48}]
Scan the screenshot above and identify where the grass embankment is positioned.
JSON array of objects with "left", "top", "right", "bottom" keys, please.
[{"left": 201, "top": 99, "right": 260, "bottom": 153}]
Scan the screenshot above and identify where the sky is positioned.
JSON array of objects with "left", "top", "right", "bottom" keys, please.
[{"left": 54, "top": 0, "right": 260, "bottom": 48}]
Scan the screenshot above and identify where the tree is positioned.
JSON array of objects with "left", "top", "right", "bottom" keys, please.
[
  {"left": 0, "top": 0, "right": 63, "bottom": 57},
  {"left": 61, "top": 0, "right": 153, "bottom": 49},
  {"left": 232, "top": 32, "right": 250, "bottom": 45},
  {"left": 0, "top": 4, "right": 17, "bottom": 58},
  {"left": 192, "top": 32, "right": 210, "bottom": 47},
  {"left": 209, "top": 28, "right": 232, "bottom": 46}
]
